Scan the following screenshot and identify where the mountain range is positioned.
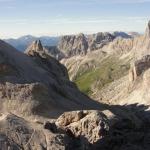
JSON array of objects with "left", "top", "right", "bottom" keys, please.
[
  {"left": 0, "top": 22, "right": 149, "bottom": 150},
  {"left": 3, "top": 31, "right": 138, "bottom": 52},
  {"left": 4, "top": 35, "right": 60, "bottom": 51},
  {"left": 60, "top": 21, "right": 150, "bottom": 107}
]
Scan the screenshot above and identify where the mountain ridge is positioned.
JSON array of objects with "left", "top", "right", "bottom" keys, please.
[{"left": 4, "top": 35, "right": 60, "bottom": 51}]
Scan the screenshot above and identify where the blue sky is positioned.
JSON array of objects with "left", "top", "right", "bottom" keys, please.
[{"left": 0, "top": 0, "right": 150, "bottom": 38}]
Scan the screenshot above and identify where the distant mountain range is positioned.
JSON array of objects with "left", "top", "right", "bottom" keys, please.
[
  {"left": 4, "top": 35, "right": 60, "bottom": 51},
  {"left": 3, "top": 32, "right": 140, "bottom": 52}
]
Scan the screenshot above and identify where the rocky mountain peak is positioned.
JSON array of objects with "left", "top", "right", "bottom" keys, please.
[
  {"left": 34, "top": 40, "right": 43, "bottom": 51},
  {"left": 25, "top": 40, "right": 44, "bottom": 56},
  {"left": 76, "top": 33, "right": 85, "bottom": 38},
  {"left": 88, "top": 32, "right": 115, "bottom": 51},
  {"left": 58, "top": 32, "right": 117, "bottom": 56},
  {"left": 58, "top": 33, "right": 88, "bottom": 57}
]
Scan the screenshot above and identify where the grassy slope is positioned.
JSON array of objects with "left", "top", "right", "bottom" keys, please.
[{"left": 74, "top": 56, "right": 130, "bottom": 95}]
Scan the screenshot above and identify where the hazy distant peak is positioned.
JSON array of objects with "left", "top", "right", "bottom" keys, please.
[
  {"left": 112, "top": 31, "right": 132, "bottom": 39},
  {"left": 4, "top": 35, "right": 59, "bottom": 51}
]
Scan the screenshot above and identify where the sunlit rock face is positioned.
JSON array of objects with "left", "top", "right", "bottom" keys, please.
[{"left": 58, "top": 33, "right": 88, "bottom": 57}]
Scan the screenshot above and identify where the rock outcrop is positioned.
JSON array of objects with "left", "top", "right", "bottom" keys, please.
[
  {"left": 54, "top": 108, "right": 150, "bottom": 150},
  {"left": 1, "top": 107, "right": 150, "bottom": 150},
  {"left": 25, "top": 40, "right": 64, "bottom": 60},
  {"left": 0, "top": 113, "right": 74, "bottom": 150},
  {"left": 25, "top": 40, "right": 44, "bottom": 56},
  {"left": 56, "top": 110, "right": 112, "bottom": 144}
]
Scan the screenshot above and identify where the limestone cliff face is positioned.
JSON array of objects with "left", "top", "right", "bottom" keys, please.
[
  {"left": 58, "top": 33, "right": 88, "bottom": 57},
  {"left": 58, "top": 32, "right": 133, "bottom": 58},
  {"left": 88, "top": 32, "right": 115, "bottom": 51},
  {"left": 58, "top": 32, "right": 116, "bottom": 57}
]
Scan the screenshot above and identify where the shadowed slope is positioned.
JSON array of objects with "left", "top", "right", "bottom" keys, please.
[{"left": 0, "top": 39, "right": 104, "bottom": 118}]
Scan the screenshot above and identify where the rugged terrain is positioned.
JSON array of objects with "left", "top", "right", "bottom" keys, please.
[
  {"left": 60, "top": 21, "right": 150, "bottom": 105},
  {"left": 0, "top": 39, "right": 105, "bottom": 118},
  {"left": 0, "top": 21, "right": 150, "bottom": 150},
  {"left": 57, "top": 31, "right": 134, "bottom": 57},
  {"left": 0, "top": 38, "right": 105, "bottom": 149}
]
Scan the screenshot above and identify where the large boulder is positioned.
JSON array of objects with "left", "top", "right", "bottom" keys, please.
[
  {"left": 56, "top": 110, "right": 117, "bottom": 144},
  {"left": 55, "top": 108, "right": 150, "bottom": 150}
]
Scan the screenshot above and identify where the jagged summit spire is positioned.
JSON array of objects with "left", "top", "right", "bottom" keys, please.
[
  {"left": 29, "top": 40, "right": 43, "bottom": 52},
  {"left": 25, "top": 40, "right": 44, "bottom": 56}
]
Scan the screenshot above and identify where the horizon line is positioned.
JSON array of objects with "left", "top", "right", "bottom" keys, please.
[{"left": 0, "top": 30, "right": 144, "bottom": 39}]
